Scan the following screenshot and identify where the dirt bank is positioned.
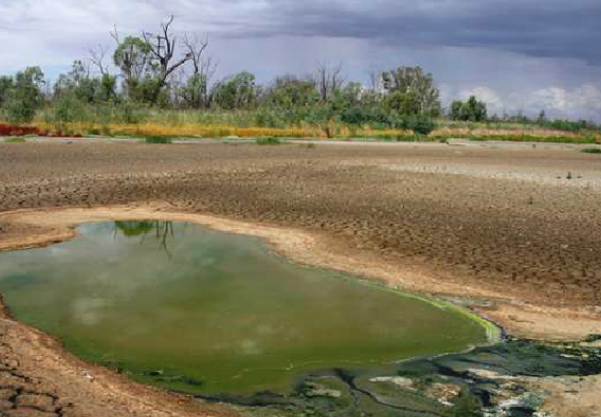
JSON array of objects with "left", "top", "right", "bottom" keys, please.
[{"left": 0, "top": 140, "right": 600, "bottom": 416}]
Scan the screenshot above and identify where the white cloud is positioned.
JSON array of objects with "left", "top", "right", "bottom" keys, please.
[
  {"left": 508, "top": 84, "right": 601, "bottom": 120},
  {"left": 458, "top": 87, "right": 503, "bottom": 109}
]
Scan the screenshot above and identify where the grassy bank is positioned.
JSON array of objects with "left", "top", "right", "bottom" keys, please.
[{"left": 1, "top": 119, "right": 600, "bottom": 144}]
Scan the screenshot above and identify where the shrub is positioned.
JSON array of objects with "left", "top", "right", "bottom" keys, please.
[
  {"left": 340, "top": 106, "right": 390, "bottom": 126},
  {"left": 52, "top": 93, "right": 89, "bottom": 123},
  {"left": 4, "top": 67, "right": 45, "bottom": 124},
  {"left": 451, "top": 96, "right": 487, "bottom": 122},
  {"left": 256, "top": 137, "right": 282, "bottom": 145},
  {"left": 4, "top": 137, "right": 26, "bottom": 143},
  {"left": 410, "top": 116, "right": 436, "bottom": 136},
  {"left": 5, "top": 99, "right": 37, "bottom": 123},
  {"left": 116, "top": 102, "right": 147, "bottom": 124},
  {"left": 254, "top": 108, "right": 286, "bottom": 128},
  {"left": 582, "top": 147, "right": 601, "bottom": 154},
  {"left": 392, "top": 115, "right": 436, "bottom": 135},
  {"left": 547, "top": 119, "right": 589, "bottom": 132},
  {"left": 145, "top": 136, "right": 173, "bottom": 144}
]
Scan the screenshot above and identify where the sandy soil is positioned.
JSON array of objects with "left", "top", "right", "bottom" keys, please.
[{"left": 0, "top": 139, "right": 600, "bottom": 416}]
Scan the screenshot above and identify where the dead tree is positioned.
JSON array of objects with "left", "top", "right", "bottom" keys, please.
[
  {"left": 315, "top": 62, "right": 345, "bottom": 102},
  {"left": 181, "top": 33, "right": 217, "bottom": 108},
  {"left": 142, "top": 15, "right": 193, "bottom": 103},
  {"left": 183, "top": 33, "right": 209, "bottom": 75},
  {"left": 88, "top": 44, "right": 110, "bottom": 75}
]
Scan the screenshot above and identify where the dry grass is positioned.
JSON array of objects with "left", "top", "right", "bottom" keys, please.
[{"left": 20, "top": 122, "right": 601, "bottom": 144}]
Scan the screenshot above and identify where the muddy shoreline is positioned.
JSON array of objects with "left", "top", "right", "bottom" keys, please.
[{"left": 1, "top": 141, "right": 600, "bottom": 416}]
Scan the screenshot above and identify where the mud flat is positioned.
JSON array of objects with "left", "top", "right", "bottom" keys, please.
[{"left": 0, "top": 140, "right": 600, "bottom": 416}]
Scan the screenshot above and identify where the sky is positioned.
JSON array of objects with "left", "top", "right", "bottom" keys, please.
[{"left": 0, "top": 0, "right": 600, "bottom": 120}]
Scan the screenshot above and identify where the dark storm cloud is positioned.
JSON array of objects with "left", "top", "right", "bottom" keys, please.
[{"left": 211, "top": 0, "right": 601, "bottom": 64}]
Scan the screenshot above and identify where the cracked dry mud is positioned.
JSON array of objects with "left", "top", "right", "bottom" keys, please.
[{"left": 0, "top": 140, "right": 600, "bottom": 416}]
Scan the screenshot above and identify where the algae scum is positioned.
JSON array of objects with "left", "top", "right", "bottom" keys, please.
[{"left": 0, "top": 221, "right": 492, "bottom": 393}]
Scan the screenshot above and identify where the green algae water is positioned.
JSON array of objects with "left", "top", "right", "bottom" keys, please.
[{"left": 0, "top": 221, "right": 493, "bottom": 395}]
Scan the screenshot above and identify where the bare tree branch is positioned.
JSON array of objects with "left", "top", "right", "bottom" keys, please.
[
  {"left": 89, "top": 44, "right": 110, "bottom": 75},
  {"left": 141, "top": 15, "right": 193, "bottom": 102},
  {"left": 110, "top": 24, "right": 120, "bottom": 45},
  {"left": 183, "top": 33, "right": 209, "bottom": 75},
  {"left": 315, "top": 62, "right": 346, "bottom": 102}
]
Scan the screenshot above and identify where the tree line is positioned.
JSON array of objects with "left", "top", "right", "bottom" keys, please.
[{"left": 0, "top": 16, "right": 596, "bottom": 135}]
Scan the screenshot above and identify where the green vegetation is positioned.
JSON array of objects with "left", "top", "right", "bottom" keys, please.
[
  {"left": 451, "top": 96, "right": 487, "bottom": 122},
  {"left": 582, "top": 147, "right": 601, "bottom": 154},
  {"left": 3, "top": 137, "right": 26, "bottom": 143},
  {"left": 256, "top": 136, "right": 282, "bottom": 145},
  {"left": 144, "top": 136, "right": 173, "bottom": 144},
  {"left": 0, "top": 16, "right": 598, "bottom": 143},
  {"left": 3, "top": 67, "right": 45, "bottom": 123}
]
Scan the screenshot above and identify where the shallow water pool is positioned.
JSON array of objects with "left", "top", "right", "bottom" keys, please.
[{"left": 0, "top": 221, "right": 492, "bottom": 394}]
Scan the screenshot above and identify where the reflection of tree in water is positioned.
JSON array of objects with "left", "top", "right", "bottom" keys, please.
[{"left": 114, "top": 221, "right": 176, "bottom": 257}]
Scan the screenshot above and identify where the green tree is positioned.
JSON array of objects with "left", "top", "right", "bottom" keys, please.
[
  {"left": 0, "top": 76, "right": 14, "bottom": 107},
  {"left": 383, "top": 90, "right": 421, "bottom": 115},
  {"left": 329, "top": 82, "right": 362, "bottom": 111},
  {"left": 450, "top": 96, "right": 487, "bottom": 122},
  {"left": 451, "top": 100, "right": 463, "bottom": 120},
  {"left": 5, "top": 67, "right": 45, "bottom": 123},
  {"left": 96, "top": 74, "right": 118, "bottom": 102},
  {"left": 179, "top": 73, "right": 209, "bottom": 109},
  {"left": 381, "top": 66, "right": 441, "bottom": 117},
  {"left": 265, "top": 76, "right": 319, "bottom": 109},
  {"left": 212, "top": 72, "right": 257, "bottom": 109},
  {"left": 113, "top": 36, "right": 153, "bottom": 99},
  {"left": 54, "top": 61, "right": 117, "bottom": 104}
]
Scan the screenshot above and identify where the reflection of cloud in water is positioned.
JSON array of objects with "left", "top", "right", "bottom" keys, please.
[
  {"left": 256, "top": 324, "right": 277, "bottom": 335},
  {"left": 72, "top": 297, "right": 110, "bottom": 326},
  {"left": 198, "top": 257, "right": 216, "bottom": 267},
  {"left": 240, "top": 339, "right": 263, "bottom": 356},
  {"left": 46, "top": 246, "right": 70, "bottom": 258}
]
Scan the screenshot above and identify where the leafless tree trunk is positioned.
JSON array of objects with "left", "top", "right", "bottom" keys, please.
[
  {"left": 89, "top": 44, "right": 110, "bottom": 75},
  {"left": 142, "top": 15, "right": 193, "bottom": 103},
  {"left": 183, "top": 33, "right": 209, "bottom": 75},
  {"left": 315, "top": 62, "right": 345, "bottom": 102},
  {"left": 181, "top": 33, "right": 218, "bottom": 108}
]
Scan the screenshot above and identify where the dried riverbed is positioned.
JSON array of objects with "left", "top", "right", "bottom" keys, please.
[{"left": 0, "top": 139, "right": 600, "bottom": 416}]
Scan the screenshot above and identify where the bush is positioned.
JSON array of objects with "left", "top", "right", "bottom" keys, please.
[
  {"left": 145, "top": 136, "right": 173, "bottom": 144},
  {"left": 254, "top": 108, "right": 286, "bottom": 128},
  {"left": 340, "top": 106, "right": 390, "bottom": 126},
  {"left": 5, "top": 97, "right": 37, "bottom": 123},
  {"left": 407, "top": 115, "right": 436, "bottom": 136},
  {"left": 547, "top": 119, "right": 589, "bottom": 132},
  {"left": 582, "top": 147, "right": 601, "bottom": 154},
  {"left": 4, "top": 137, "right": 26, "bottom": 143},
  {"left": 52, "top": 94, "right": 89, "bottom": 123},
  {"left": 389, "top": 115, "right": 435, "bottom": 135},
  {"left": 4, "top": 67, "right": 45, "bottom": 124},
  {"left": 451, "top": 96, "right": 487, "bottom": 122},
  {"left": 115, "top": 102, "right": 147, "bottom": 124},
  {"left": 256, "top": 137, "right": 282, "bottom": 145}
]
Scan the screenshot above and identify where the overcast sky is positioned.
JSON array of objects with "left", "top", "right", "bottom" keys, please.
[{"left": 1, "top": 0, "right": 599, "bottom": 120}]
